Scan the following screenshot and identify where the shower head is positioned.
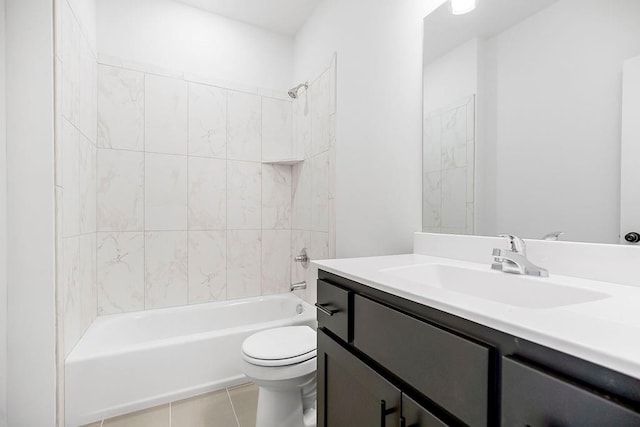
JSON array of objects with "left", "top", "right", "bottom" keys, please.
[{"left": 288, "top": 82, "right": 308, "bottom": 99}]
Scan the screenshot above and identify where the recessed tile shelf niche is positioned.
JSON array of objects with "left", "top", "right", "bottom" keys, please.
[{"left": 261, "top": 158, "right": 305, "bottom": 166}]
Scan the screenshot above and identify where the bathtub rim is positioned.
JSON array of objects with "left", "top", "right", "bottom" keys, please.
[{"left": 67, "top": 293, "right": 315, "bottom": 362}]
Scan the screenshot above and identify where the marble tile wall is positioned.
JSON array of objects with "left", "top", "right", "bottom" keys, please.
[
  {"left": 57, "top": 0, "right": 98, "bottom": 355},
  {"left": 96, "top": 62, "right": 301, "bottom": 314},
  {"left": 55, "top": 0, "right": 98, "bottom": 425},
  {"left": 291, "top": 56, "right": 337, "bottom": 304},
  {"left": 423, "top": 95, "right": 475, "bottom": 235}
]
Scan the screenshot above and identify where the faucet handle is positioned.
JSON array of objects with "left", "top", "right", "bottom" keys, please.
[
  {"left": 498, "top": 234, "right": 527, "bottom": 254},
  {"left": 542, "top": 231, "right": 564, "bottom": 241},
  {"left": 294, "top": 248, "right": 309, "bottom": 269}
]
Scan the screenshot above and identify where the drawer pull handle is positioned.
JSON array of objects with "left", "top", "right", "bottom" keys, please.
[
  {"left": 315, "top": 302, "right": 339, "bottom": 316},
  {"left": 380, "top": 400, "right": 395, "bottom": 427}
]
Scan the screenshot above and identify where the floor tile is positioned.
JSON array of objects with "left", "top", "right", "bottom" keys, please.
[
  {"left": 229, "top": 383, "right": 259, "bottom": 427},
  {"left": 172, "top": 389, "right": 238, "bottom": 427},
  {"left": 102, "top": 404, "right": 169, "bottom": 427}
]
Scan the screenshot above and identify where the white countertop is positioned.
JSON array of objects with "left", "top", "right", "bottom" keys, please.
[{"left": 314, "top": 253, "right": 640, "bottom": 380}]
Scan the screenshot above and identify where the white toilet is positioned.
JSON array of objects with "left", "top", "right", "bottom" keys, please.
[{"left": 241, "top": 325, "right": 317, "bottom": 427}]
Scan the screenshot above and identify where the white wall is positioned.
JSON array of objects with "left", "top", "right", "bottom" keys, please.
[
  {"left": 620, "top": 56, "right": 640, "bottom": 244},
  {"left": 293, "top": 0, "right": 448, "bottom": 258},
  {"left": 475, "top": 37, "right": 497, "bottom": 237},
  {"left": 483, "top": 0, "right": 640, "bottom": 243},
  {"left": 0, "top": 0, "right": 6, "bottom": 424},
  {"left": 97, "top": 0, "right": 294, "bottom": 90},
  {"left": 67, "top": 0, "right": 96, "bottom": 50},
  {"left": 423, "top": 38, "right": 478, "bottom": 115},
  {"left": 5, "top": 0, "right": 56, "bottom": 425}
]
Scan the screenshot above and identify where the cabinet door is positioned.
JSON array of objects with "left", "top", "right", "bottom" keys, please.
[
  {"left": 402, "top": 394, "right": 449, "bottom": 427},
  {"left": 353, "top": 295, "right": 490, "bottom": 426},
  {"left": 318, "top": 329, "right": 401, "bottom": 427},
  {"left": 502, "top": 357, "right": 640, "bottom": 426}
]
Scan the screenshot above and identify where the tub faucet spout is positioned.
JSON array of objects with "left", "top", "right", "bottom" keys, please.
[{"left": 290, "top": 281, "right": 307, "bottom": 291}]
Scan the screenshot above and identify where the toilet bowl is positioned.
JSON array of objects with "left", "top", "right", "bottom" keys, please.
[{"left": 241, "top": 325, "right": 317, "bottom": 427}]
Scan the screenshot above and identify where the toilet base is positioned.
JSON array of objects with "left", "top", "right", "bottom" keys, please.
[
  {"left": 253, "top": 373, "right": 316, "bottom": 427},
  {"left": 256, "top": 388, "right": 303, "bottom": 427},
  {"left": 303, "top": 408, "right": 317, "bottom": 427}
]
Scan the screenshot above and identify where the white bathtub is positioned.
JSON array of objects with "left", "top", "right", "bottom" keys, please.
[{"left": 65, "top": 293, "right": 316, "bottom": 427}]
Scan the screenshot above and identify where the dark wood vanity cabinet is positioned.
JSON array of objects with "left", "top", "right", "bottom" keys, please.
[
  {"left": 403, "top": 394, "right": 449, "bottom": 427},
  {"left": 501, "top": 358, "right": 640, "bottom": 426},
  {"left": 316, "top": 272, "right": 640, "bottom": 427},
  {"left": 318, "top": 329, "right": 446, "bottom": 427},
  {"left": 353, "top": 294, "right": 490, "bottom": 426},
  {"left": 318, "top": 329, "right": 402, "bottom": 427}
]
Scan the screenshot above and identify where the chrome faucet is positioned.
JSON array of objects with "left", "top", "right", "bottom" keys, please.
[
  {"left": 491, "top": 234, "right": 549, "bottom": 277},
  {"left": 290, "top": 281, "right": 307, "bottom": 291}
]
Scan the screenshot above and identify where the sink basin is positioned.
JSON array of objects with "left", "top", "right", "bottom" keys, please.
[{"left": 380, "top": 264, "right": 609, "bottom": 309}]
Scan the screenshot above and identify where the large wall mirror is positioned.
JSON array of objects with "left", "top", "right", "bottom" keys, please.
[{"left": 422, "top": 0, "right": 640, "bottom": 244}]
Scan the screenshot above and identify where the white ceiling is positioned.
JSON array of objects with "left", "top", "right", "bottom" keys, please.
[{"left": 176, "top": 0, "right": 322, "bottom": 36}]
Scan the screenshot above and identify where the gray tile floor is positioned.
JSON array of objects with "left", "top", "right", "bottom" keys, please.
[{"left": 83, "top": 383, "right": 259, "bottom": 427}]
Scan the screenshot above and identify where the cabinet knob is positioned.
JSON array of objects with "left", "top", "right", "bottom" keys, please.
[{"left": 624, "top": 232, "right": 640, "bottom": 243}]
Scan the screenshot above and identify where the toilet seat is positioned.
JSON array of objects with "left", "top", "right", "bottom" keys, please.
[
  {"left": 242, "top": 326, "right": 317, "bottom": 367},
  {"left": 243, "top": 349, "right": 317, "bottom": 367},
  {"left": 240, "top": 325, "right": 318, "bottom": 427}
]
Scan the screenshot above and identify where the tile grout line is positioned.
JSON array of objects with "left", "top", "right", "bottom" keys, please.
[
  {"left": 227, "top": 387, "right": 241, "bottom": 427},
  {"left": 260, "top": 96, "right": 264, "bottom": 296},
  {"left": 94, "top": 50, "right": 99, "bottom": 321},
  {"left": 289, "top": 98, "right": 295, "bottom": 289},
  {"left": 290, "top": 99, "right": 295, "bottom": 287},
  {"left": 186, "top": 80, "right": 190, "bottom": 306},
  {"left": 143, "top": 72, "right": 147, "bottom": 311},
  {"left": 225, "top": 89, "right": 229, "bottom": 301},
  {"left": 95, "top": 143, "right": 280, "bottom": 163}
]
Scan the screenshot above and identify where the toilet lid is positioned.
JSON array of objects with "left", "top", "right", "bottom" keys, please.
[{"left": 242, "top": 326, "right": 316, "bottom": 366}]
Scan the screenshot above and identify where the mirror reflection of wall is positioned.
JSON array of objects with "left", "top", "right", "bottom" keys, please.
[
  {"left": 423, "top": 95, "right": 475, "bottom": 235},
  {"left": 423, "top": 0, "right": 640, "bottom": 244}
]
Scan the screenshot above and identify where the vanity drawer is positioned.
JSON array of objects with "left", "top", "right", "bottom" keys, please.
[
  {"left": 316, "top": 280, "right": 351, "bottom": 343},
  {"left": 502, "top": 357, "right": 640, "bottom": 426},
  {"left": 353, "top": 294, "right": 490, "bottom": 427}
]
